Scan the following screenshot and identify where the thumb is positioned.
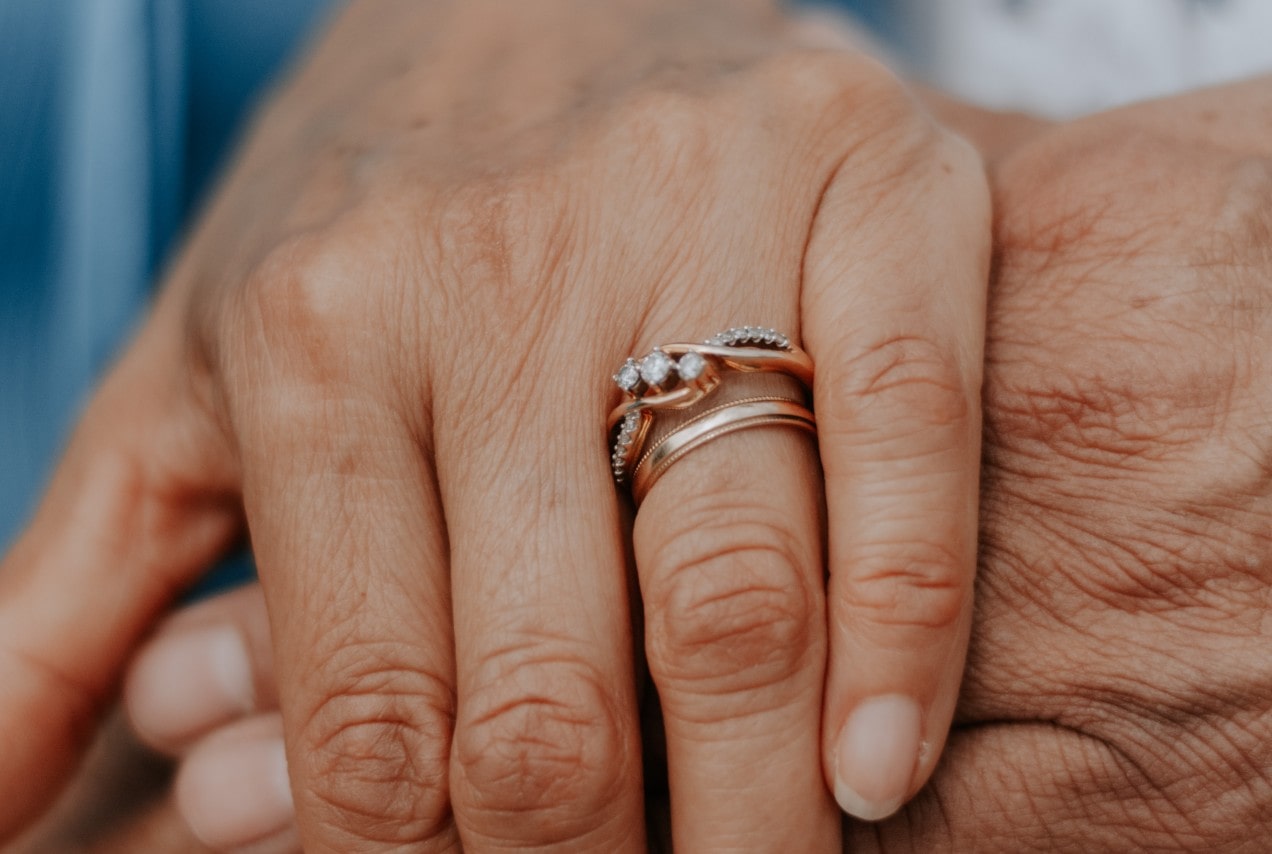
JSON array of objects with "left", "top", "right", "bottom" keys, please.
[{"left": 0, "top": 289, "right": 240, "bottom": 839}]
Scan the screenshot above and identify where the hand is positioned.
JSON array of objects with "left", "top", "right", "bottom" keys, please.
[
  {"left": 854, "top": 78, "right": 1272, "bottom": 850},
  {"left": 0, "top": 1, "right": 990, "bottom": 849},
  {"left": 8, "top": 711, "right": 210, "bottom": 854}
]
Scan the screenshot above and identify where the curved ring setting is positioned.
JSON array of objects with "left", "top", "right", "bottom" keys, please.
[{"left": 608, "top": 326, "right": 815, "bottom": 488}]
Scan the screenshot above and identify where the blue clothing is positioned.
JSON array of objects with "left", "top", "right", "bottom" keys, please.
[
  {"left": 0, "top": 0, "right": 882, "bottom": 554},
  {"left": 0, "top": 0, "right": 336, "bottom": 548}
]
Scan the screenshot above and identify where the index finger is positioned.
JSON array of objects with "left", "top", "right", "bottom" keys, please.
[{"left": 0, "top": 298, "right": 239, "bottom": 839}]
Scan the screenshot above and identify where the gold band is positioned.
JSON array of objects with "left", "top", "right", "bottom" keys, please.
[
  {"left": 630, "top": 397, "right": 816, "bottom": 505},
  {"left": 609, "top": 327, "right": 815, "bottom": 487}
]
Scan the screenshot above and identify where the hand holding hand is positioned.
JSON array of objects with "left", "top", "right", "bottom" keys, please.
[
  {"left": 0, "top": 1, "right": 989, "bottom": 850},
  {"left": 861, "top": 77, "right": 1272, "bottom": 850}
]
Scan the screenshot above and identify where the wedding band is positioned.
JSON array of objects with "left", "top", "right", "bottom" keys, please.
[
  {"left": 609, "top": 326, "right": 814, "bottom": 485},
  {"left": 630, "top": 397, "right": 815, "bottom": 504}
]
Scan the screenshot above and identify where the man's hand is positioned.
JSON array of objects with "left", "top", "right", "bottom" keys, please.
[{"left": 855, "top": 78, "right": 1272, "bottom": 851}]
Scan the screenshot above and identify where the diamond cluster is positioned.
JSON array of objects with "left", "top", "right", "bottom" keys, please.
[
  {"left": 614, "top": 349, "right": 710, "bottom": 395},
  {"left": 610, "top": 328, "right": 792, "bottom": 484},
  {"left": 705, "top": 326, "right": 790, "bottom": 349},
  {"left": 613, "top": 328, "right": 789, "bottom": 397},
  {"left": 611, "top": 411, "right": 641, "bottom": 481}
]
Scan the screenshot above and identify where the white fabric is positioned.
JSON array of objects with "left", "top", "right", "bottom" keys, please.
[{"left": 906, "top": 0, "right": 1272, "bottom": 117}]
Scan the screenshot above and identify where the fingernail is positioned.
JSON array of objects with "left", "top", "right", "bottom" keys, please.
[
  {"left": 834, "top": 694, "right": 923, "bottom": 821},
  {"left": 128, "top": 625, "right": 254, "bottom": 748},
  {"left": 178, "top": 735, "right": 294, "bottom": 850}
]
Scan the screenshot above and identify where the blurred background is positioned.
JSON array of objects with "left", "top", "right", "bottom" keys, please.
[
  {"left": 1, "top": 0, "right": 1269, "bottom": 557},
  {"left": 0, "top": 0, "right": 336, "bottom": 554}
]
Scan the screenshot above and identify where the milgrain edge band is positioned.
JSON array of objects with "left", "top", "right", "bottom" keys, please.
[
  {"left": 609, "top": 327, "right": 815, "bottom": 486},
  {"left": 630, "top": 397, "right": 816, "bottom": 505}
]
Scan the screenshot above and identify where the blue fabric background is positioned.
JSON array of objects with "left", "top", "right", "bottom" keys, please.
[
  {"left": 0, "top": 0, "right": 337, "bottom": 550},
  {"left": 0, "top": 0, "right": 884, "bottom": 560}
]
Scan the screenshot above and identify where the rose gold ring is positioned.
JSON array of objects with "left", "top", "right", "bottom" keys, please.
[
  {"left": 609, "top": 326, "right": 813, "bottom": 485},
  {"left": 630, "top": 397, "right": 816, "bottom": 504}
]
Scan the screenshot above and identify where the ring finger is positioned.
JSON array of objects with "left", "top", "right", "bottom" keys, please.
[{"left": 629, "top": 327, "right": 838, "bottom": 852}]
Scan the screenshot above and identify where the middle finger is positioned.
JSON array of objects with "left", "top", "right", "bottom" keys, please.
[
  {"left": 440, "top": 374, "right": 646, "bottom": 852},
  {"left": 630, "top": 347, "right": 836, "bottom": 851}
]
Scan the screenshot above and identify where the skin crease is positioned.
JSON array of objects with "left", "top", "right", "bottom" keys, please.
[
  {"left": 8, "top": 3, "right": 1272, "bottom": 851},
  {"left": 852, "top": 79, "right": 1272, "bottom": 851},
  {"left": 18, "top": 79, "right": 1272, "bottom": 853},
  {"left": 0, "top": 1, "right": 992, "bottom": 852}
]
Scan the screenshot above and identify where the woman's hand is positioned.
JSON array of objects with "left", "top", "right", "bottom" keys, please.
[{"left": 0, "top": 1, "right": 989, "bottom": 849}]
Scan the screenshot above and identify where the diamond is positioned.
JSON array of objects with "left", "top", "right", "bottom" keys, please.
[
  {"left": 614, "top": 359, "right": 641, "bottom": 392},
  {"left": 677, "top": 351, "right": 707, "bottom": 381},
  {"left": 640, "top": 350, "right": 674, "bottom": 386}
]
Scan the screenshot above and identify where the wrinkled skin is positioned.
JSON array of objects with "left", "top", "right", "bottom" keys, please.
[
  {"left": 0, "top": 1, "right": 990, "bottom": 851},
  {"left": 854, "top": 78, "right": 1272, "bottom": 851},
  {"left": 62, "top": 77, "right": 1272, "bottom": 853},
  {"left": 7, "top": 6, "right": 1271, "bottom": 852}
]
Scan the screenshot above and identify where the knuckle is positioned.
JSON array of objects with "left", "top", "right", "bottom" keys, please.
[
  {"left": 610, "top": 86, "right": 714, "bottom": 159},
  {"left": 754, "top": 49, "right": 934, "bottom": 159},
  {"left": 438, "top": 171, "right": 573, "bottom": 330},
  {"left": 643, "top": 501, "right": 817, "bottom": 701},
  {"left": 821, "top": 334, "right": 974, "bottom": 456},
  {"left": 839, "top": 541, "right": 969, "bottom": 634},
  {"left": 232, "top": 231, "right": 372, "bottom": 383},
  {"left": 589, "top": 86, "right": 720, "bottom": 237},
  {"left": 755, "top": 48, "right": 904, "bottom": 112},
  {"left": 453, "top": 650, "right": 629, "bottom": 843},
  {"left": 1202, "top": 156, "right": 1272, "bottom": 277},
  {"left": 296, "top": 653, "right": 454, "bottom": 846}
]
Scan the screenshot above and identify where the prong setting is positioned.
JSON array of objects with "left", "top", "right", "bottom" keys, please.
[{"left": 609, "top": 327, "right": 801, "bottom": 484}]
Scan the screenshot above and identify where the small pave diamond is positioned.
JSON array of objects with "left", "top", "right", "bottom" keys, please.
[
  {"left": 611, "top": 411, "right": 643, "bottom": 482},
  {"left": 678, "top": 352, "right": 707, "bottom": 381},
  {"left": 614, "top": 359, "right": 641, "bottom": 392},
  {"left": 704, "top": 326, "right": 792, "bottom": 350},
  {"left": 640, "top": 350, "right": 674, "bottom": 386}
]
